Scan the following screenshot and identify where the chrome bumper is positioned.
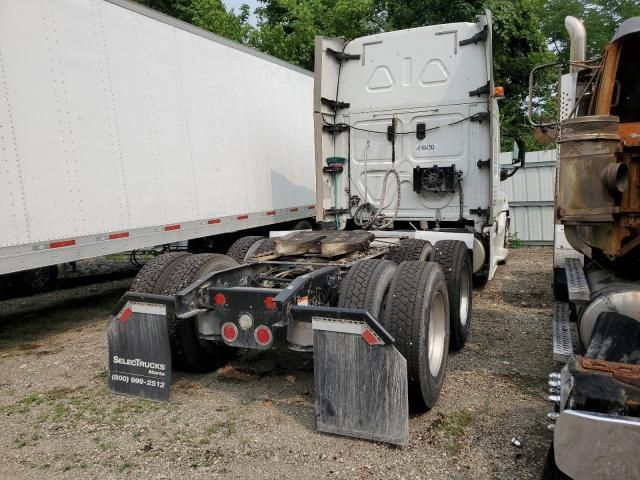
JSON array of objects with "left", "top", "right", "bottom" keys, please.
[{"left": 554, "top": 410, "right": 640, "bottom": 479}]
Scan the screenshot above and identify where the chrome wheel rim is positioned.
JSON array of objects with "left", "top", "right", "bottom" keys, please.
[
  {"left": 428, "top": 291, "right": 446, "bottom": 377},
  {"left": 459, "top": 263, "right": 470, "bottom": 326}
]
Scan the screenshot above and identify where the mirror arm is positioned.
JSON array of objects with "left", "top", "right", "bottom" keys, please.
[
  {"left": 500, "top": 165, "right": 521, "bottom": 182},
  {"left": 527, "top": 61, "right": 563, "bottom": 127}
]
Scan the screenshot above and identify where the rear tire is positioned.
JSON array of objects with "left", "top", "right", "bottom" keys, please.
[
  {"left": 293, "top": 219, "right": 313, "bottom": 230},
  {"left": 472, "top": 271, "right": 489, "bottom": 289},
  {"left": 542, "top": 443, "right": 572, "bottom": 480},
  {"left": 385, "top": 238, "right": 432, "bottom": 263},
  {"left": 129, "top": 252, "right": 190, "bottom": 294},
  {"left": 160, "top": 253, "right": 239, "bottom": 372},
  {"left": 432, "top": 240, "right": 473, "bottom": 350},
  {"left": 244, "top": 238, "right": 275, "bottom": 262},
  {"left": 227, "top": 236, "right": 266, "bottom": 263},
  {"left": 382, "top": 261, "right": 450, "bottom": 411},
  {"left": 338, "top": 259, "right": 397, "bottom": 317}
]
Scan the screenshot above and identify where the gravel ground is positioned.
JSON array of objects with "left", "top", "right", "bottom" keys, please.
[{"left": 0, "top": 247, "right": 554, "bottom": 479}]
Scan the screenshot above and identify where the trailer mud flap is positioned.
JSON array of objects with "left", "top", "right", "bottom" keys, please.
[
  {"left": 312, "top": 315, "right": 408, "bottom": 446},
  {"left": 107, "top": 294, "right": 174, "bottom": 401}
]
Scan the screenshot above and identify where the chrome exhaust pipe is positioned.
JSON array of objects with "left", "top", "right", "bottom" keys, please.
[{"left": 565, "top": 16, "right": 586, "bottom": 72}]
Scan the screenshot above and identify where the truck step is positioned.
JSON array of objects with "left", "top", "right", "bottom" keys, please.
[
  {"left": 565, "top": 258, "right": 590, "bottom": 303},
  {"left": 553, "top": 302, "right": 573, "bottom": 362}
]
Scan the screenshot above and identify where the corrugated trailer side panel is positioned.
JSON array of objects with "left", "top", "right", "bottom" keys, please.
[{"left": 0, "top": 0, "right": 314, "bottom": 254}]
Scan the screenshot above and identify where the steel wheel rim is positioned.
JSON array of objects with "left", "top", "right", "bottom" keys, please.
[
  {"left": 31, "top": 269, "right": 50, "bottom": 289},
  {"left": 428, "top": 291, "right": 446, "bottom": 377},
  {"left": 459, "top": 263, "right": 470, "bottom": 326}
]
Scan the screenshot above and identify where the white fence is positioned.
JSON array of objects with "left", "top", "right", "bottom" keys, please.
[{"left": 500, "top": 149, "right": 557, "bottom": 245}]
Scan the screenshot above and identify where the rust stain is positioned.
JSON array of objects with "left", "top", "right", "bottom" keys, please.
[{"left": 578, "top": 356, "right": 640, "bottom": 388}]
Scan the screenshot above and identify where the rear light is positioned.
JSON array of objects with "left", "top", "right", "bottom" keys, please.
[
  {"left": 213, "top": 293, "right": 226, "bottom": 306},
  {"left": 221, "top": 322, "right": 238, "bottom": 343},
  {"left": 254, "top": 325, "right": 273, "bottom": 347},
  {"left": 263, "top": 296, "right": 276, "bottom": 310}
]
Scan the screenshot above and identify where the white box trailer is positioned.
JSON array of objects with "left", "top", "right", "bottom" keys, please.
[{"left": 0, "top": 0, "right": 315, "bottom": 277}]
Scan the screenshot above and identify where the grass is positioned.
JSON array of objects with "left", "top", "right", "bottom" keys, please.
[
  {"left": 205, "top": 419, "right": 237, "bottom": 437},
  {"left": 0, "top": 392, "right": 45, "bottom": 415},
  {"left": 95, "top": 436, "right": 116, "bottom": 452},
  {"left": 118, "top": 462, "right": 134, "bottom": 474},
  {"left": 508, "top": 231, "right": 524, "bottom": 249},
  {"left": 436, "top": 410, "right": 474, "bottom": 454},
  {"left": 0, "top": 290, "right": 122, "bottom": 352},
  {"left": 1, "top": 385, "right": 173, "bottom": 436}
]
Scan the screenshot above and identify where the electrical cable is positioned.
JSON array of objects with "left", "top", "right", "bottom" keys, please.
[{"left": 319, "top": 112, "right": 479, "bottom": 136}]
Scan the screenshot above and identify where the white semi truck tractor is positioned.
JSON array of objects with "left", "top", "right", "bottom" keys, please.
[
  {"left": 529, "top": 15, "right": 640, "bottom": 480},
  {"left": 107, "top": 10, "right": 523, "bottom": 445}
]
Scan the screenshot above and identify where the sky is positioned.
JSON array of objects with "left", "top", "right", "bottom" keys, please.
[{"left": 225, "top": 0, "right": 260, "bottom": 24}]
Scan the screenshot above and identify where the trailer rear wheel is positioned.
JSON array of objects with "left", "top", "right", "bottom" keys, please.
[
  {"left": 19, "top": 265, "right": 58, "bottom": 294},
  {"left": 160, "top": 253, "right": 239, "bottom": 372},
  {"left": 432, "top": 240, "right": 473, "bottom": 350},
  {"left": 293, "top": 219, "right": 313, "bottom": 230},
  {"left": 227, "top": 236, "right": 266, "bottom": 263},
  {"left": 385, "top": 238, "right": 432, "bottom": 263},
  {"left": 130, "top": 251, "right": 190, "bottom": 294},
  {"left": 337, "top": 259, "right": 397, "bottom": 317},
  {"left": 382, "top": 261, "right": 450, "bottom": 411}
]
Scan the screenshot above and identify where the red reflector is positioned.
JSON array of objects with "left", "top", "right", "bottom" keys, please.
[
  {"left": 213, "top": 293, "right": 226, "bottom": 305},
  {"left": 254, "top": 325, "right": 272, "bottom": 346},
  {"left": 361, "top": 328, "right": 382, "bottom": 346},
  {"left": 165, "top": 224, "right": 180, "bottom": 231},
  {"left": 50, "top": 239, "right": 75, "bottom": 249},
  {"left": 289, "top": 207, "right": 299, "bottom": 212},
  {"left": 208, "top": 218, "right": 221, "bottom": 224},
  {"left": 266, "top": 210, "right": 276, "bottom": 216},
  {"left": 109, "top": 232, "right": 129, "bottom": 240},
  {"left": 263, "top": 296, "right": 276, "bottom": 310},
  {"left": 118, "top": 307, "right": 132, "bottom": 323},
  {"left": 222, "top": 322, "right": 238, "bottom": 342},
  {"left": 237, "top": 215, "right": 248, "bottom": 220}
]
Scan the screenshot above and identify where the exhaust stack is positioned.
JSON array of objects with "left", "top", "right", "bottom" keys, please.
[{"left": 565, "top": 16, "right": 586, "bottom": 72}]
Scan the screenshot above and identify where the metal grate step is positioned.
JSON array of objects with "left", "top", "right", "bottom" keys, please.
[
  {"left": 553, "top": 301, "right": 573, "bottom": 362},
  {"left": 565, "top": 258, "right": 590, "bottom": 303}
]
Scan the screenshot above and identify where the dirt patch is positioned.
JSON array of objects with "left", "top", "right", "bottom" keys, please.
[{"left": 0, "top": 247, "right": 554, "bottom": 479}]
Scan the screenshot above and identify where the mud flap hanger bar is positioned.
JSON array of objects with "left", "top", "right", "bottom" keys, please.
[
  {"left": 112, "top": 292, "right": 178, "bottom": 317},
  {"left": 290, "top": 305, "right": 395, "bottom": 345}
]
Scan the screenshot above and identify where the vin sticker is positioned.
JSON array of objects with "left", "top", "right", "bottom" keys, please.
[{"left": 416, "top": 143, "right": 437, "bottom": 152}]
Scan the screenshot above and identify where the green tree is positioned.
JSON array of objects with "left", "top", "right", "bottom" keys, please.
[
  {"left": 190, "top": 0, "right": 254, "bottom": 43},
  {"left": 135, "top": 0, "right": 253, "bottom": 44},
  {"left": 251, "top": 0, "right": 377, "bottom": 70},
  {"left": 133, "top": 0, "right": 194, "bottom": 21},
  {"left": 541, "top": 0, "right": 640, "bottom": 59},
  {"left": 374, "top": 0, "right": 554, "bottom": 149}
]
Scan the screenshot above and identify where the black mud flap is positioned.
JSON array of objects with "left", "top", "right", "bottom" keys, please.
[
  {"left": 107, "top": 293, "right": 174, "bottom": 401},
  {"left": 310, "top": 310, "right": 408, "bottom": 446}
]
